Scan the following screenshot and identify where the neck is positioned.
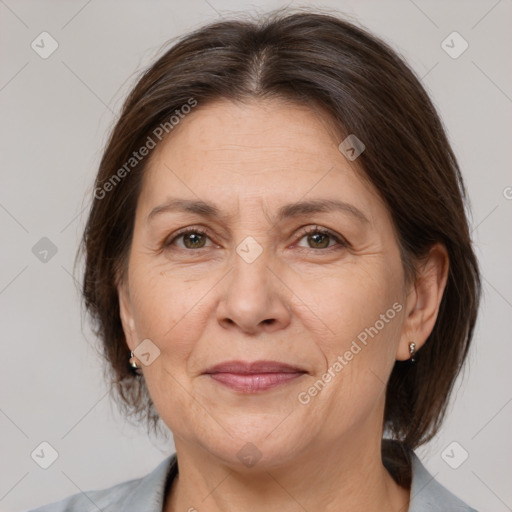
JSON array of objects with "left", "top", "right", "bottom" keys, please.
[{"left": 164, "top": 433, "right": 410, "bottom": 512}]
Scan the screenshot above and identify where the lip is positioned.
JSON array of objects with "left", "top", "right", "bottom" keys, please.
[
  {"left": 204, "top": 360, "right": 307, "bottom": 393},
  {"left": 204, "top": 360, "right": 306, "bottom": 374}
]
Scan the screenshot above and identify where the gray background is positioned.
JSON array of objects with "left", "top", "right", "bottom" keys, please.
[{"left": 1, "top": 0, "right": 511, "bottom": 510}]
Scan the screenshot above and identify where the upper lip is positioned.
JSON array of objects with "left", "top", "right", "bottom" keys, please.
[{"left": 204, "top": 360, "right": 307, "bottom": 374}]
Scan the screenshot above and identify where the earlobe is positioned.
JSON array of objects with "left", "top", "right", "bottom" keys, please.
[
  {"left": 396, "top": 243, "right": 450, "bottom": 361},
  {"left": 118, "top": 282, "right": 137, "bottom": 350}
]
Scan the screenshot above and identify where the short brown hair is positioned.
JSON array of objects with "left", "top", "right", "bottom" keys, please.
[{"left": 79, "top": 9, "right": 481, "bottom": 450}]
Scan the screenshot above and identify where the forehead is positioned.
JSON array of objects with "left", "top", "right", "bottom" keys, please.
[{"left": 139, "top": 98, "right": 384, "bottom": 221}]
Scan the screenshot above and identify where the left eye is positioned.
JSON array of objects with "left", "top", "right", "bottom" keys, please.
[{"left": 296, "top": 227, "right": 345, "bottom": 250}]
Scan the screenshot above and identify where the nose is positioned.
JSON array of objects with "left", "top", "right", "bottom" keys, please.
[{"left": 216, "top": 247, "right": 292, "bottom": 335}]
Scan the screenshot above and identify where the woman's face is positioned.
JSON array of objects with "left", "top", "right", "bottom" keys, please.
[{"left": 119, "top": 98, "right": 412, "bottom": 468}]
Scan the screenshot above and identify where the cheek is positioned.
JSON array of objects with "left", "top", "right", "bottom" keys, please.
[
  {"left": 300, "top": 266, "right": 404, "bottom": 431},
  {"left": 127, "top": 262, "right": 208, "bottom": 358},
  {"left": 302, "top": 260, "right": 404, "bottom": 357}
]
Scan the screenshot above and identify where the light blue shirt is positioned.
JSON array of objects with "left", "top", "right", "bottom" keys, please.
[{"left": 29, "top": 449, "right": 478, "bottom": 511}]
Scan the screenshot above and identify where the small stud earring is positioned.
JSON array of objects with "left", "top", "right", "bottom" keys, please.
[
  {"left": 129, "top": 351, "right": 143, "bottom": 375},
  {"left": 409, "top": 342, "right": 416, "bottom": 363}
]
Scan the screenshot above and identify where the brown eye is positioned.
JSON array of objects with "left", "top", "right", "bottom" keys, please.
[
  {"left": 296, "top": 226, "right": 347, "bottom": 250},
  {"left": 181, "top": 231, "right": 207, "bottom": 249},
  {"left": 165, "top": 229, "right": 212, "bottom": 249},
  {"left": 307, "top": 231, "right": 330, "bottom": 249}
]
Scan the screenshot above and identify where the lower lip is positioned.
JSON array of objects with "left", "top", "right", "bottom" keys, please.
[{"left": 207, "top": 372, "right": 305, "bottom": 392}]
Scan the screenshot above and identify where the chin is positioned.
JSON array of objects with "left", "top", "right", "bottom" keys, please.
[{"left": 199, "top": 426, "right": 307, "bottom": 471}]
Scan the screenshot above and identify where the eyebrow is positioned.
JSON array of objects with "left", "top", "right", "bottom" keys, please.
[{"left": 147, "top": 198, "right": 370, "bottom": 224}]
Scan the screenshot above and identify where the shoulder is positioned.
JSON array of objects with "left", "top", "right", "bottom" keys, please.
[
  {"left": 28, "top": 454, "right": 177, "bottom": 512},
  {"left": 408, "top": 449, "right": 478, "bottom": 512}
]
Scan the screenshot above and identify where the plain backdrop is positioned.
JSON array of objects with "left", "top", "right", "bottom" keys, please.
[{"left": 1, "top": 1, "right": 511, "bottom": 511}]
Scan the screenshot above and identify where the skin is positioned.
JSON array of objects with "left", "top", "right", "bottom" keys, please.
[{"left": 118, "top": 98, "right": 449, "bottom": 512}]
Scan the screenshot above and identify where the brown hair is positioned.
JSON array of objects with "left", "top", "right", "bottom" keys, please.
[{"left": 79, "top": 9, "right": 480, "bottom": 452}]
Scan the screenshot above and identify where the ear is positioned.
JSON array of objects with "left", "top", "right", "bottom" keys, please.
[
  {"left": 118, "top": 279, "right": 138, "bottom": 352},
  {"left": 396, "top": 243, "right": 450, "bottom": 360}
]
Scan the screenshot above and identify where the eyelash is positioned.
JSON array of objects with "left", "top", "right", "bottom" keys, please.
[{"left": 163, "top": 225, "right": 348, "bottom": 252}]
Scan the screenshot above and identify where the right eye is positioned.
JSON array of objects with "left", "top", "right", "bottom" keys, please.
[{"left": 164, "top": 228, "right": 214, "bottom": 250}]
